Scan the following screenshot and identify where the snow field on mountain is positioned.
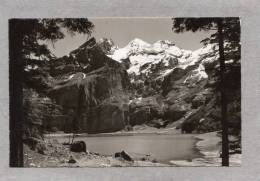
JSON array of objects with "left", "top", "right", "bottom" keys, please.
[{"left": 107, "top": 38, "right": 218, "bottom": 84}]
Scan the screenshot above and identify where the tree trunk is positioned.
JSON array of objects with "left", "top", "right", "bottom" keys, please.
[
  {"left": 9, "top": 19, "right": 24, "bottom": 167},
  {"left": 217, "top": 19, "right": 229, "bottom": 166}
]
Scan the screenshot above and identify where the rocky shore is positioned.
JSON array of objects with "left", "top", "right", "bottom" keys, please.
[
  {"left": 24, "top": 130, "right": 241, "bottom": 167},
  {"left": 23, "top": 137, "right": 169, "bottom": 167}
]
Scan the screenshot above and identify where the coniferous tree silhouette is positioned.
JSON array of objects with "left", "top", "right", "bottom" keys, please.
[
  {"left": 9, "top": 18, "right": 94, "bottom": 167},
  {"left": 172, "top": 17, "right": 240, "bottom": 166}
]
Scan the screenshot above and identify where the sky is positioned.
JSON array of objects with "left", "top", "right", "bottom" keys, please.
[{"left": 48, "top": 18, "right": 214, "bottom": 57}]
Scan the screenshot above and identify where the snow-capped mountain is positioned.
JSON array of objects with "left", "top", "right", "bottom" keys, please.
[
  {"left": 107, "top": 38, "right": 219, "bottom": 86},
  {"left": 104, "top": 38, "right": 241, "bottom": 135}
]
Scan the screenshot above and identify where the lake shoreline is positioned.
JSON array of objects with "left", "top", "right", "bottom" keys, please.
[
  {"left": 171, "top": 131, "right": 241, "bottom": 166},
  {"left": 45, "top": 131, "right": 200, "bottom": 164},
  {"left": 43, "top": 128, "right": 205, "bottom": 165},
  {"left": 26, "top": 128, "right": 241, "bottom": 167},
  {"left": 44, "top": 125, "right": 181, "bottom": 138}
]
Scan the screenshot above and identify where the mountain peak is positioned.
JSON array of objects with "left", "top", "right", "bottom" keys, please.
[
  {"left": 154, "top": 40, "right": 175, "bottom": 45},
  {"left": 99, "top": 38, "right": 114, "bottom": 45},
  {"left": 98, "top": 37, "right": 118, "bottom": 54},
  {"left": 108, "top": 38, "right": 182, "bottom": 62},
  {"left": 127, "top": 38, "right": 151, "bottom": 48}
]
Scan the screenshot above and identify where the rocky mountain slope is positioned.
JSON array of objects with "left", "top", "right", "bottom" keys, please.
[
  {"left": 24, "top": 38, "right": 130, "bottom": 135},
  {"left": 24, "top": 37, "right": 241, "bottom": 138},
  {"left": 104, "top": 38, "right": 241, "bottom": 134}
]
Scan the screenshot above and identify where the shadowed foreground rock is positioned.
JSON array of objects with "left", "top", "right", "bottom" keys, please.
[
  {"left": 68, "top": 156, "right": 77, "bottom": 163},
  {"left": 70, "top": 141, "right": 87, "bottom": 153},
  {"left": 115, "top": 151, "right": 133, "bottom": 162}
]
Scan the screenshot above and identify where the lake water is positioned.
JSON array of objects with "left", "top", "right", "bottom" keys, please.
[{"left": 52, "top": 133, "right": 201, "bottom": 164}]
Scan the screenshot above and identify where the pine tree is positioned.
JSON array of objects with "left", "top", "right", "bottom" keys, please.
[
  {"left": 9, "top": 18, "right": 94, "bottom": 167},
  {"left": 172, "top": 17, "right": 240, "bottom": 166}
]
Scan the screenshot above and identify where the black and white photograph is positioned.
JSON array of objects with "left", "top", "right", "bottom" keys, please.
[{"left": 9, "top": 17, "right": 241, "bottom": 167}]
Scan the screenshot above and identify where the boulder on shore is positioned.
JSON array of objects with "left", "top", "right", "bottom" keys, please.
[
  {"left": 70, "top": 141, "right": 87, "bottom": 152},
  {"left": 115, "top": 150, "right": 133, "bottom": 162},
  {"left": 68, "top": 156, "right": 77, "bottom": 163}
]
